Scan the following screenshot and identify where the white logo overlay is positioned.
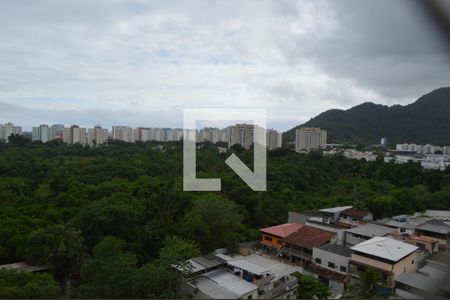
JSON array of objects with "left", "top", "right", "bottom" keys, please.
[{"left": 183, "top": 108, "right": 267, "bottom": 191}]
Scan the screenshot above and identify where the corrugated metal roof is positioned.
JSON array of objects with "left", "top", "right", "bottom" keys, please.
[
  {"left": 416, "top": 220, "right": 450, "bottom": 235},
  {"left": 227, "top": 259, "right": 270, "bottom": 276},
  {"left": 319, "top": 206, "right": 353, "bottom": 214},
  {"left": 205, "top": 269, "right": 257, "bottom": 296},
  {"left": 346, "top": 223, "right": 394, "bottom": 237}
]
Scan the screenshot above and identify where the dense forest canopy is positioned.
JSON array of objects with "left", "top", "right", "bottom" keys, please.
[
  {"left": 283, "top": 87, "right": 450, "bottom": 146},
  {"left": 0, "top": 137, "right": 449, "bottom": 298}
]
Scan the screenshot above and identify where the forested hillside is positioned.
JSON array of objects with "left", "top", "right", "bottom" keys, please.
[
  {"left": 0, "top": 137, "right": 449, "bottom": 298},
  {"left": 284, "top": 87, "right": 450, "bottom": 146}
]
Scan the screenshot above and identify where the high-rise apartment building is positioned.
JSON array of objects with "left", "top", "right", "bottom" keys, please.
[
  {"left": 112, "top": 126, "right": 133, "bottom": 142},
  {"left": 198, "top": 127, "right": 221, "bottom": 143},
  {"left": 0, "top": 122, "right": 22, "bottom": 142},
  {"left": 32, "top": 124, "right": 51, "bottom": 142},
  {"left": 228, "top": 124, "right": 265, "bottom": 149},
  {"left": 63, "top": 125, "right": 87, "bottom": 145},
  {"left": 87, "top": 126, "right": 108, "bottom": 145},
  {"left": 266, "top": 129, "right": 282, "bottom": 149},
  {"left": 295, "top": 127, "right": 327, "bottom": 151},
  {"left": 50, "top": 124, "right": 64, "bottom": 140},
  {"left": 134, "top": 127, "right": 165, "bottom": 142}
]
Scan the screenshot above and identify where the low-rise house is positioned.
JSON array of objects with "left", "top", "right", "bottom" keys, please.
[
  {"left": 349, "top": 237, "right": 419, "bottom": 288},
  {"left": 339, "top": 208, "right": 373, "bottom": 225},
  {"left": 186, "top": 268, "right": 258, "bottom": 299},
  {"left": 219, "top": 253, "right": 300, "bottom": 299},
  {"left": 395, "top": 259, "right": 450, "bottom": 299},
  {"left": 306, "top": 219, "right": 351, "bottom": 246},
  {"left": 310, "top": 244, "right": 353, "bottom": 296},
  {"left": 345, "top": 223, "right": 394, "bottom": 246},
  {"left": 259, "top": 223, "right": 303, "bottom": 252},
  {"left": 388, "top": 232, "right": 439, "bottom": 254},
  {"left": 382, "top": 214, "right": 431, "bottom": 235},
  {"left": 415, "top": 220, "right": 450, "bottom": 252},
  {"left": 182, "top": 253, "right": 300, "bottom": 299},
  {"left": 319, "top": 206, "right": 353, "bottom": 223},
  {"left": 282, "top": 225, "right": 337, "bottom": 264}
]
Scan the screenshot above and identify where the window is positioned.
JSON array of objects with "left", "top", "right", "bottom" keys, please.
[
  {"left": 340, "top": 266, "right": 347, "bottom": 272},
  {"left": 411, "top": 260, "right": 415, "bottom": 265},
  {"left": 400, "top": 228, "right": 406, "bottom": 233},
  {"left": 315, "top": 258, "right": 322, "bottom": 264},
  {"left": 277, "top": 239, "right": 283, "bottom": 245},
  {"left": 328, "top": 262, "right": 336, "bottom": 269},
  {"left": 247, "top": 295, "right": 253, "bottom": 299},
  {"left": 264, "top": 236, "right": 272, "bottom": 242}
]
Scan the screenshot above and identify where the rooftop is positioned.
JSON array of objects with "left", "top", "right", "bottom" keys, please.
[
  {"left": 416, "top": 219, "right": 450, "bottom": 235},
  {"left": 217, "top": 253, "right": 303, "bottom": 277},
  {"left": 318, "top": 244, "right": 353, "bottom": 257},
  {"left": 0, "top": 262, "right": 49, "bottom": 273},
  {"left": 319, "top": 206, "right": 353, "bottom": 214},
  {"left": 341, "top": 208, "right": 371, "bottom": 218},
  {"left": 194, "top": 269, "right": 257, "bottom": 299},
  {"left": 283, "top": 225, "right": 336, "bottom": 249},
  {"left": 346, "top": 223, "right": 394, "bottom": 237},
  {"left": 396, "top": 263, "right": 450, "bottom": 294},
  {"left": 388, "top": 232, "right": 439, "bottom": 244},
  {"left": 260, "top": 223, "right": 303, "bottom": 238},
  {"left": 351, "top": 237, "right": 418, "bottom": 262}
]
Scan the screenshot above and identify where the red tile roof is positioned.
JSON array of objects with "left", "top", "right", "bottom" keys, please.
[
  {"left": 260, "top": 223, "right": 304, "bottom": 238},
  {"left": 283, "top": 225, "right": 336, "bottom": 249},
  {"left": 341, "top": 208, "right": 370, "bottom": 218}
]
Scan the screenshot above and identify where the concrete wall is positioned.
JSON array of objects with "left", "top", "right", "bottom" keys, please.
[
  {"left": 261, "top": 233, "right": 283, "bottom": 250},
  {"left": 313, "top": 248, "right": 349, "bottom": 274}
]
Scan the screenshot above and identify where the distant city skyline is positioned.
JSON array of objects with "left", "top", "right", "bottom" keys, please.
[{"left": 1, "top": 1, "right": 449, "bottom": 131}]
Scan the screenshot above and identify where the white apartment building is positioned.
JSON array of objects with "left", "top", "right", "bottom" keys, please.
[
  {"left": 396, "top": 143, "right": 446, "bottom": 155},
  {"left": 266, "top": 129, "right": 282, "bottom": 149},
  {"left": 87, "top": 126, "right": 108, "bottom": 145},
  {"left": 198, "top": 127, "right": 221, "bottom": 143},
  {"left": 135, "top": 127, "right": 165, "bottom": 142},
  {"left": 295, "top": 127, "right": 327, "bottom": 151},
  {"left": 112, "top": 126, "right": 133, "bottom": 142},
  {"left": 165, "top": 128, "right": 183, "bottom": 141},
  {"left": 0, "top": 122, "right": 22, "bottom": 141},
  {"left": 63, "top": 125, "right": 87, "bottom": 145},
  {"left": 32, "top": 124, "right": 51, "bottom": 143},
  {"left": 50, "top": 124, "right": 64, "bottom": 140}
]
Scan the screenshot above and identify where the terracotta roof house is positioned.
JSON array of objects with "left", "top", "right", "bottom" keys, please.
[
  {"left": 282, "top": 225, "right": 337, "bottom": 264},
  {"left": 340, "top": 208, "right": 373, "bottom": 225},
  {"left": 259, "top": 223, "right": 303, "bottom": 251}
]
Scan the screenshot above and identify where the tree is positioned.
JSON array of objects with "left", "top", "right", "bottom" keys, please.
[
  {"left": 291, "top": 272, "right": 330, "bottom": 299},
  {"left": 74, "top": 236, "right": 138, "bottom": 298},
  {"left": 0, "top": 269, "right": 61, "bottom": 299},
  {"left": 133, "top": 236, "right": 201, "bottom": 299},
  {"left": 27, "top": 225, "right": 86, "bottom": 282},
  {"left": 180, "top": 197, "right": 244, "bottom": 252},
  {"left": 344, "top": 269, "right": 383, "bottom": 299}
]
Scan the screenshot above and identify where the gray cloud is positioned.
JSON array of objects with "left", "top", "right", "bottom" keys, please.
[{"left": 0, "top": 0, "right": 448, "bottom": 131}]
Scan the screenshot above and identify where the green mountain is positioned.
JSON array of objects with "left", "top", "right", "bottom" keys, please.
[{"left": 283, "top": 87, "right": 450, "bottom": 146}]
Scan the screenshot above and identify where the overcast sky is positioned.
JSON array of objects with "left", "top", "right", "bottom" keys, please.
[{"left": 0, "top": 0, "right": 449, "bottom": 131}]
